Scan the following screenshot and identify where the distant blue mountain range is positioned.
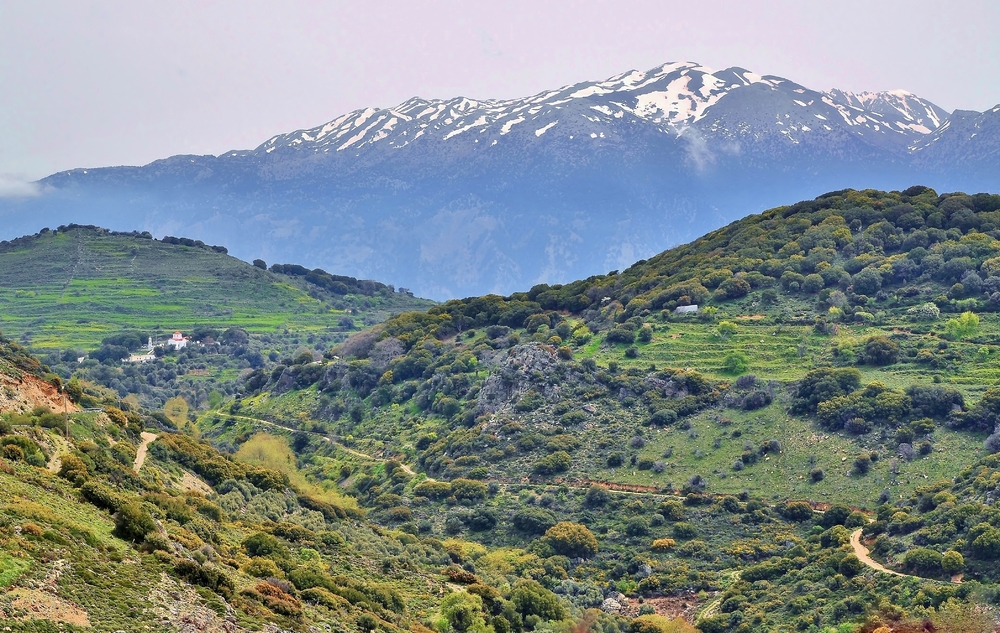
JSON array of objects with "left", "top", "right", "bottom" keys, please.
[{"left": 2, "top": 62, "right": 998, "bottom": 299}]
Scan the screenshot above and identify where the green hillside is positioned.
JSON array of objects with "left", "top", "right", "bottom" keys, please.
[
  {"left": 0, "top": 225, "right": 433, "bottom": 350},
  {"left": 5, "top": 188, "right": 1000, "bottom": 633},
  {"left": 191, "top": 187, "right": 1000, "bottom": 631}
]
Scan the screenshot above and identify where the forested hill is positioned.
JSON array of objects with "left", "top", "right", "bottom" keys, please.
[
  {"left": 0, "top": 224, "right": 434, "bottom": 350},
  {"left": 207, "top": 186, "right": 1000, "bottom": 632},
  {"left": 424, "top": 185, "right": 1000, "bottom": 327}
]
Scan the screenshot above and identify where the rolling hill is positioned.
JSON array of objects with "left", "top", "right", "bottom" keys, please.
[{"left": 0, "top": 224, "right": 433, "bottom": 351}]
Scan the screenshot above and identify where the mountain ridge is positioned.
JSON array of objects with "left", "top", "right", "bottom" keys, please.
[{"left": 4, "top": 62, "right": 999, "bottom": 299}]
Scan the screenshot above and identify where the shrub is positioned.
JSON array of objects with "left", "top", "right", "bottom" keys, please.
[
  {"left": 839, "top": 554, "right": 863, "bottom": 577},
  {"left": 649, "top": 409, "right": 678, "bottom": 426},
  {"left": 114, "top": 502, "right": 157, "bottom": 542},
  {"left": 651, "top": 538, "right": 676, "bottom": 551},
  {"left": 671, "top": 522, "right": 697, "bottom": 539},
  {"left": 81, "top": 481, "right": 123, "bottom": 511},
  {"left": 584, "top": 485, "right": 610, "bottom": 507},
  {"left": 659, "top": 501, "right": 685, "bottom": 521},
  {"left": 945, "top": 311, "right": 980, "bottom": 340},
  {"left": 243, "top": 532, "right": 284, "bottom": 557},
  {"left": 907, "top": 302, "right": 940, "bottom": 321},
  {"left": 717, "top": 321, "right": 738, "bottom": 339},
  {"left": 821, "top": 504, "right": 852, "bottom": 528},
  {"left": 413, "top": 480, "right": 452, "bottom": 499},
  {"left": 606, "top": 328, "right": 635, "bottom": 345},
  {"left": 853, "top": 453, "right": 872, "bottom": 475},
  {"left": 780, "top": 502, "right": 815, "bottom": 522},
  {"left": 510, "top": 579, "right": 566, "bottom": 621},
  {"left": 741, "top": 390, "right": 771, "bottom": 410},
  {"left": 722, "top": 351, "right": 749, "bottom": 375},
  {"left": 451, "top": 479, "right": 488, "bottom": 501},
  {"left": 544, "top": 522, "right": 598, "bottom": 558},
  {"left": 532, "top": 451, "right": 572, "bottom": 476},
  {"left": 864, "top": 336, "right": 900, "bottom": 365},
  {"left": 904, "top": 547, "right": 943, "bottom": 574},
  {"left": 512, "top": 507, "right": 557, "bottom": 535},
  {"left": 845, "top": 417, "right": 872, "bottom": 435},
  {"left": 942, "top": 550, "right": 965, "bottom": 574}
]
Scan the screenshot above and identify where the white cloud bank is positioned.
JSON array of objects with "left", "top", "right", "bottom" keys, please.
[{"left": 0, "top": 174, "right": 42, "bottom": 198}]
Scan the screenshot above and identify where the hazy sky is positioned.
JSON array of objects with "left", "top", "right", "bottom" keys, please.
[{"left": 2, "top": 0, "right": 998, "bottom": 183}]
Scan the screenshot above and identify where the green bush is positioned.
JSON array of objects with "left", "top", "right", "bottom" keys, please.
[
  {"left": 544, "top": 522, "right": 598, "bottom": 558},
  {"left": 903, "top": 547, "right": 943, "bottom": 574},
  {"left": 722, "top": 351, "right": 749, "bottom": 375},
  {"left": 243, "top": 532, "right": 284, "bottom": 557},
  {"left": 512, "top": 507, "right": 557, "bottom": 535},
  {"left": 532, "top": 451, "right": 572, "bottom": 476},
  {"left": 509, "top": 579, "right": 566, "bottom": 621},
  {"left": 114, "top": 502, "right": 157, "bottom": 542}
]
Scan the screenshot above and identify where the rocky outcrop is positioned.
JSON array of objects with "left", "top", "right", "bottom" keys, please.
[{"left": 476, "top": 343, "right": 561, "bottom": 414}]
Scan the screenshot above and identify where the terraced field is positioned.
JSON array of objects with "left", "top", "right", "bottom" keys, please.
[{"left": 0, "top": 227, "right": 432, "bottom": 349}]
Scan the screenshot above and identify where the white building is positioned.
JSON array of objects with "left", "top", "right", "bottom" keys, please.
[
  {"left": 674, "top": 305, "right": 699, "bottom": 314},
  {"left": 165, "top": 331, "right": 189, "bottom": 350}
]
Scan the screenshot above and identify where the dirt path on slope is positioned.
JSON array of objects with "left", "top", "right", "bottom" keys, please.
[
  {"left": 222, "top": 413, "right": 421, "bottom": 477},
  {"left": 849, "top": 529, "right": 908, "bottom": 577},
  {"left": 133, "top": 432, "right": 157, "bottom": 472}
]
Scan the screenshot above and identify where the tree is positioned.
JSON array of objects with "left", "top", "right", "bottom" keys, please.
[
  {"left": 722, "top": 351, "right": 749, "bottom": 375},
  {"left": 864, "top": 336, "right": 900, "bottom": 366},
  {"left": 509, "top": 579, "right": 565, "bottom": 621},
  {"left": 904, "top": 547, "right": 943, "bottom": 574},
  {"left": 839, "top": 554, "right": 864, "bottom": 577},
  {"left": 544, "top": 522, "right": 598, "bottom": 558},
  {"left": 512, "top": 507, "right": 557, "bottom": 535},
  {"left": 716, "top": 277, "right": 750, "bottom": 299},
  {"left": 114, "top": 502, "right": 157, "bottom": 542},
  {"left": 946, "top": 311, "right": 980, "bottom": 340},
  {"left": 437, "top": 591, "right": 486, "bottom": 633},
  {"left": 942, "top": 550, "right": 965, "bottom": 574},
  {"left": 821, "top": 504, "right": 851, "bottom": 528},
  {"left": 717, "top": 321, "right": 737, "bottom": 339},
  {"left": 252, "top": 259, "right": 267, "bottom": 269},
  {"left": 780, "top": 501, "right": 815, "bottom": 522},
  {"left": 853, "top": 453, "right": 872, "bottom": 475},
  {"left": 852, "top": 268, "right": 883, "bottom": 295}
]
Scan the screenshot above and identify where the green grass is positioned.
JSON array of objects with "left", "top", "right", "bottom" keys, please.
[
  {"left": 0, "top": 227, "right": 433, "bottom": 350},
  {"left": 0, "top": 553, "right": 32, "bottom": 588}
]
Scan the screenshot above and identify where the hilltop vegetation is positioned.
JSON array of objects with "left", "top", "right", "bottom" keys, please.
[{"left": 0, "top": 224, "right": 433, "bottom": 350}]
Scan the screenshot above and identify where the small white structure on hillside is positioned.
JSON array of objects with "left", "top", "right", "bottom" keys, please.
[
  {"left": 165, "top": 331, "right": 189, "bottom": 350},
  {"left": 674, "top": 305, "right": 699, "bottom": 314}
]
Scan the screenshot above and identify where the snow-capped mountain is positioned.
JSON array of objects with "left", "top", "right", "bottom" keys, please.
[{"left": 3, "top": 62, "right": 998, "bottom": 298}]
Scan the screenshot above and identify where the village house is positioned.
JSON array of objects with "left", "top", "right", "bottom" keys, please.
[{"left": 165, "top": 331, "right": 189, "bottom": 350}]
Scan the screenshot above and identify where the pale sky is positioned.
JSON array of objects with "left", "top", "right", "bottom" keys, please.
[{"left": 1, "top": 0, "right": 998, "bottom": 183}]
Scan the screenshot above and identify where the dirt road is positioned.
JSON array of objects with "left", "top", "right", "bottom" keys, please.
[
  {"left": 133, "top": 432, "right": 157, "bottom": 472},
  {"left": 849, "top": 529, "right": 908, "bottom": 577}
]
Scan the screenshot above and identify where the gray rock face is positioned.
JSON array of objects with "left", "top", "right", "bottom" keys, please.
[
  {"left": 476, "top": 343, "right": 560, "bottom": 414},
  {"left": 3, "top": 63, "right": 997, "bottom": 299}
]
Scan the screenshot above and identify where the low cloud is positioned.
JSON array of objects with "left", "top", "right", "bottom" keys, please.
[
  {"left": 0, "top": 174, "right": 42, "bottom": 198},
  {"left": 676, "top": 126, "right": 740, "bottom": 173}
]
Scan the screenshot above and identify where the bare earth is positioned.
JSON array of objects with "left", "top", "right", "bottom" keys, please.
[
  {"left": 850, "top": 529, "right": 907, "bottom": 577},
  {"left": 133, "top": 431, "right": 157, "bottom": 472}
]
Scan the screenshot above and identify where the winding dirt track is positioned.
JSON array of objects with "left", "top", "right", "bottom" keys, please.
[
  {"left": 133, "top": 432, "right": 157, "bottom": 472},
  {"left": 849, "top": 529, "right": 908, "bottom": 577}
]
